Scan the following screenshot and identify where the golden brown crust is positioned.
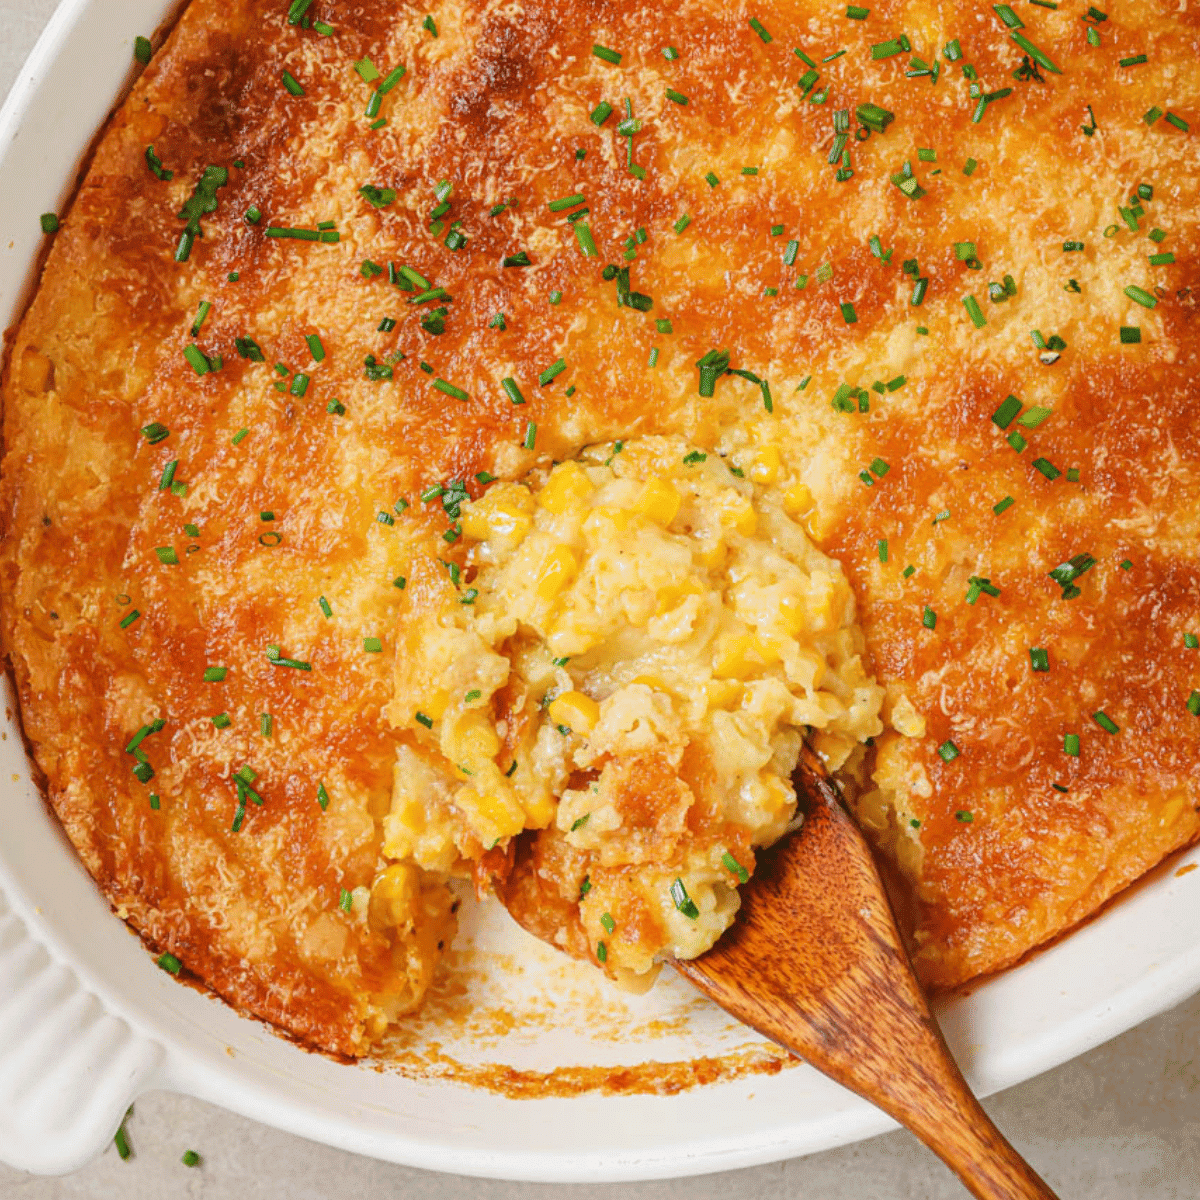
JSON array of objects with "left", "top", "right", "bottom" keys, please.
[{"left": 2, "top": 0, "right": 1199, "bottom": 1055}]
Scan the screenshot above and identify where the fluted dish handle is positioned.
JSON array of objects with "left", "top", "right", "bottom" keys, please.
[{"left": 0, "top": 891, "right": 163, "bottom": 1174}]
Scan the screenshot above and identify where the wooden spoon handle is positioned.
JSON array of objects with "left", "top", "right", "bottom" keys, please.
[
  {"left": 912, "top": 1085, "right": 1058, "bottom": 1200},
  {"left": 674, "top": 744, "right": 1060, "bottom": 1199}
]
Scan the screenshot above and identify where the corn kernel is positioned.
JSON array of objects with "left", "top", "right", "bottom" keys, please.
[
  {"left": 422, "top": 688, "right": 450, "bottom": 720},
  {"left": 749, "top": 444, "right": 781, "bottom": 484},
  {"left": 703, "top": 679, "right": 744, "bottom": 710},
  {"left": 461, "top": 501, "right": 532, "bottom": 543},
  {"left": 582, "top": 505, "right": 631, "bottom": 536},
  {"left": 461, "top": 788, "right": 527, "bottom": 841},
  {"left": 760, "top": 772, "right": 794, "bottom": 814},
  {"left": 370, "top": 862, "right": 419, "bottom": 927},
  {"left": 539, "top": 462, "right": 593, "bottom": 515},
  {"left": 535, "top": 544, "right": 578, "bottom": 601},
  {"left": 754, "top": 635, "right": 783, "bottom": 665},
  {"left": 520, "top": 789, "right": 557, "bottom": 829},
  {"left": 783, "top": 483, "right": 813, "bottom": 517},
  {"left": 778, "top": 595, "right": 805, "bottom": 638},
  {"left": 698, "top": 538, "right": 726, "bottom": 569},
  {"left": 713, "top": 632, "right": 762, "bottom": 679},
  {"left": 655, "top": 578, "right": 704, "bottom": 615},
  {"left": 454, "top": 719, "right": 501, "bottom": 762},
  {"left": 633, "top": 477, "right": 681, "bottom": 526},
  {"left": 715, "top": 490, "right": 757, "bottom": 536},
  {"left": 547, "top": 690, "right": 600, "bottom": 733}
]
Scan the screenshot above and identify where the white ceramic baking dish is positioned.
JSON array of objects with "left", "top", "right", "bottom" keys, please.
[{"left": 2, "top": 0, "right": 1200, "bottom": 1182}]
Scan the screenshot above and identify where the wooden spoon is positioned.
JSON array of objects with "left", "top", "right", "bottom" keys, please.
[{"left": 671, "top": 742, "right": 1059, "bottom": 1199}]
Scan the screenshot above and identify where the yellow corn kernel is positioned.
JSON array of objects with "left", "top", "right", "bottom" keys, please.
[
  {"left": 582, "top": 505, "right": 631, "bottom": 536},
  {"left": 539, "top": 462, "right": 593, "bottom": 515},
  {"left": 778, "top": 595, "right": 806, "bottom": 638},
  {"left": 547, "top": 690, "right": 600, "bottom": 734},
  {"left": 421, "top": 688, "right": 450, "bottom": 720},
  {"left": 760, "top": 772, "right": 794, "bottom": 815},
  {"left": 461, "top": 501, "right": 532, "bottom": 543},
  {"left": 783, "top": 482, "right": 814, "bottom": 517},
  {"left": 535, "top": 544, "right": 578, "bottom": 601},
  {"left": 713, "top": 632, "right": 761, "bottom": 679},
  {"left": 370, "top": 862, "right": 420, "bottom": 928},
  {"left": 633, "top": 477, "right": 681, "bottom": 526},
  {"left": 703, "top": 679, "right": 744, "bottom": 710},
  {"left": 749, "top": 444, "right": 781, "bottom": 484},
  {"left": 698, "top": 538, "right": 726, "bottom": 569},
  {"left": 715, "top": 490, "right": 758, "bottom": 536},
  {"left": 461, "top": 788, "right": 527, "bottom": 841},
  {"left": 454, "top": 719, "right": 501, "bottom": 763},
  {"left": 655, "top": 578, "right": 704, "bottom": 615},
  {"left": 754, "top": 635, "right": 783, "bottom": 665},
  {"left": 520, "top": 789, "right": 557, "bottom": 830}
]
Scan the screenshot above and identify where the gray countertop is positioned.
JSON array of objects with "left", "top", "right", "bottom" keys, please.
[{"left": 1, "top": 4, "right": 1197, "bottom": 1196}]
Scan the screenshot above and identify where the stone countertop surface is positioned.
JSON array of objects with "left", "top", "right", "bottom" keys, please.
[{"left": 0, "top": 3, "right": 1196, "bottom": 1196}]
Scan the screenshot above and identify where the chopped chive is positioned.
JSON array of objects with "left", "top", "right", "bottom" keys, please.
[
  {"left": 938, "top": 740, "right": 961, "bottom": 762},
  {"left": 749, "top": 17, "right": 772, "bottom": 42},
  {"left": 156, "top": 952, "right": 182, "bottom": 976},
  {"left": 1124, "top": 284, "right": 1157, "bottom": 309},
  {"left": 592, "top": 44, "right": 622, "bottom": 65},
  {"left": 666, "top": 88, "right": 689, "bottom": 105},
  {"left": 363, "top": 637, "right": 383, "bottom": 653},
  {"left": 670, "top": 878, "right": 700, "bottom": 919},
  {"left": 317, "top": 782, "right": 330, "bottom": 810},
  {"left": 433, "top": 378, "right": 469, "bottom": 401},
  {"left": 1029, "top": 648, "right": 1050, "bottom": 672},
  {"left": 538, "top": 359, "right": 566, "bottom": 386},
  {"left": 260, "top": 713, "right": 272, "bottom": 737},
  {"left": 522, "top": 421, "right": 537, "bottom": 451},
  {"left": 993, "top": 495, "right": 1015, "bottom": 515},
  {"left": 1189, "top": 692, "right": 1200, "bottom": 716},
  {"left": 870, "top": 38, "right": 907, "bottom": 60},
  {"left": 1009, "top": 31, "right": 1061, "bottom": 74},
  {"left": 1064, "top": 733, "right": 1080, "bottom": 756},
  {"left": 1091, "top": 710, "right": 1119, "bottom": 734},
  {"left": 281, "top": 70, "right": 305, "bottom": 96},
  {"left": 962, "top": 295, "right": 987, "bottom": 328},
  {"left": 922, "top": 606, "right": 937, "bottom": 629},
  {"left": 721, "top": 852, "right": 749, "bottom": 884}
]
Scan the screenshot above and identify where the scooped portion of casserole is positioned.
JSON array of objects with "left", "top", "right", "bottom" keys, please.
[{"left": 387, "top": 437, "right": 884, "bottom": 983}]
